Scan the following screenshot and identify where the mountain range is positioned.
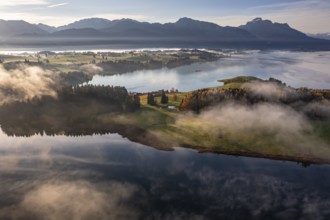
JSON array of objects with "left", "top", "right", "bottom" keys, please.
[
  {"left": 1, "top": 17, "right": 329, "bottom": 48},
  {"left": 0, "top": 19, "right": 48, "bottom": 38}
]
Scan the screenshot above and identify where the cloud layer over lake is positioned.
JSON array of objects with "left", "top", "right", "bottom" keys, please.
[{"left": 89, "top": 51, "right": 330, "bottom": 92}]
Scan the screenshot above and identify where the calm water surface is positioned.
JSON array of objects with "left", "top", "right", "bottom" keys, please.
[
  {"left": 0, "top": 130, "right": 330, "bottom": 219},
  {"left": 89, "top": 51, "right": 330, "bottom": 91}
]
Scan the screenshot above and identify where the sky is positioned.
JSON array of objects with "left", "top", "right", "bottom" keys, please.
[{"left": 0, "top": 0, "right": 329, "bottom": 33}]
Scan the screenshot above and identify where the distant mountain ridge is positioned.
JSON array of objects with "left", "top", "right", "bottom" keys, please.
[
  {"left": 0, "top": 17, "right": 328, "bottom": 48},
  {"left": 36, "top": 23, "right": 57, "bottom": 33},
  {"left": 239, "top": 18, "right": 311, "bottom": 42},
  {"left": 0, "top": 19, "right": 47, "bottom": 38},
  {"left": 56, "top": 18, "right": 113, "bottom": 31}
]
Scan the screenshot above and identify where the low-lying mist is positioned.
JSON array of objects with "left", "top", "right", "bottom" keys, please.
[
  {"left": 0, "top": 64, "right": 102, "bottom": 105},
  {"left": 0, "top": 64, "right": 57, "bottom": 104},
  {"left": 245, "top": 81, "right": 330, "bottom": 120},
  {"left": 80, "top": 64, "right": 103, "bottom": 76},
  {"left": 176, "top": 101, "right": 330, "bottom": 157},
  {"left": 245, "top": 81, "right": 294, "bottom": 102},
  {"left": 88, "top": 51, "right": 330, "bottom": 92}
]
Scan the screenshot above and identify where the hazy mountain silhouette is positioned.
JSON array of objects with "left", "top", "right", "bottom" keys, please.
[
  {"left": 36, "top": 23, "right": 57, "bottom": 33},
  {"left": 0, "top": 19, "right": 47, "bottom": 39},
  {"left": 1, "top": 17, "right": 329, "bottom": 49},
  {"left": 56, "top": 18, "right": 113, "bottom": 31},
  {"left": 100, "top": 19, "right": 164, "bottom": 37},
  {"left": 162, "top": 18, "right": 257, "bottom": 40},
  {"left": 51, "top": 28, "right": 107, "bottom": 37},
  {"left": 239, "top": 18, "right": 314, "bottom": 42},
  {"left": 41, "top": 17, "right": 257, "bottom": 41}
]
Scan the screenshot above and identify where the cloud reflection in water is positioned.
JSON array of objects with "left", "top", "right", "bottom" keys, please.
[{"left": 0, "top": 130, "right": 330, "bottom": 219}]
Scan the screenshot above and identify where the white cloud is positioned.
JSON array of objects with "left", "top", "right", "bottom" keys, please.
[
  {"left": 0, "top": 0, "right": 48, "bottom": 7},
  {"left": 247, "top": 1, "right": 312, "bottom": 11},
  {"left": 48, "top": 2, "right": 68, "bottom": 8}
]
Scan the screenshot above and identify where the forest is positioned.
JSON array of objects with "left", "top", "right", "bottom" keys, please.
[{"left": 0, "top": 85, "right": 140, "bottom": 136}]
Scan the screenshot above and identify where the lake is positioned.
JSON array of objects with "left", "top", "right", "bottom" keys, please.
[
  {"left": 1, "top": 49, "right": 330, "bottom": 219},
  {"left": 1, "top": 129, "right": 330, "bottom": 219},
  {"left": 89, "top": 50, "right": 330, "bottom": 92}
]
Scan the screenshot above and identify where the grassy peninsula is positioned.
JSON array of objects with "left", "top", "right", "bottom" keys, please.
[{"left": 100, "top": 76, "right": 330, "bottom": 164}]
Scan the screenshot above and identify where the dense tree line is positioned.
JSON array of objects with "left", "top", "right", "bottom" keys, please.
[
  {"left": 0, "top": 85, "right": 170, "bottom": 149},
  {"left": 59, "top": 85, "right": 140, "bottom": 111},
  {"left": 0, "top": 85, "right": 141, "bottom": 137},
  {"left": 58, "top": 71, "right": 94, "bottom": 86}
]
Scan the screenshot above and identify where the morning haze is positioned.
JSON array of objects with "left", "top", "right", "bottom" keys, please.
[{"left": 0, "top": 1, "right": 329, "bottom": 220}]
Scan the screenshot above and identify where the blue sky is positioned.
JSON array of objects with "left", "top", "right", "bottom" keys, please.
[{"left": 0, "top": 0, "right": 329, "bottom": 33}]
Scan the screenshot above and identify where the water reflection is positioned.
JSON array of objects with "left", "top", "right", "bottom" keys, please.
[
  {"left": 0, "top": 129, "right": 330, "bottom": 219},
  {"left": 89, "top": 51, "right": 330, "bottom": 92}
]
